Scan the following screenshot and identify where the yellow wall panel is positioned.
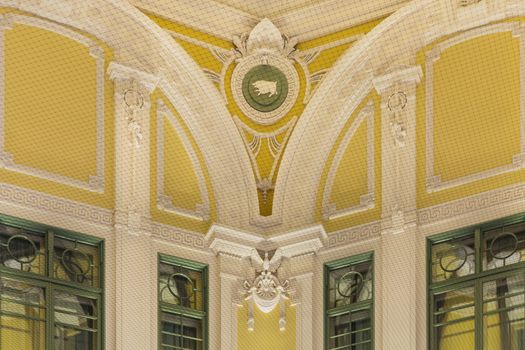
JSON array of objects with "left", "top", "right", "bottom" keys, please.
[
  {"left": 0, "top": 14, "right": 115, "bottom": 209},
  {"left": 150, "top": 94, "right": 214, "bottom": 233},
  {"left": 329, "top": 114, "right": 369, "bottom": 209},
  {"left": 163, "top": 118, "right": 203, "bottom": 211},
  {"left": 417, "top": 19, "right": 525, "bottom": 209},
  {"left": 319, "top": 94, "right": 382, "bottom": 232},
  {"left": 237, "top": 302, "right": 296, "bottom": 350},
  {"left": 4, "top": 24, "right": 98, "bottom": 181},
  {"left": 432, "top": 31, "right": 520, "bottom": 181}
]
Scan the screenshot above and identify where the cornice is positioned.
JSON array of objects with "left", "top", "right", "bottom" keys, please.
[{"left": 206, "top": 223, "right": 326, "bottom": 260}]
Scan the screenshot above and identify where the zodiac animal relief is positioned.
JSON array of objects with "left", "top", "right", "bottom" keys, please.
[{"left": 252, "top": 80, "right": 277, "bottom": 97}]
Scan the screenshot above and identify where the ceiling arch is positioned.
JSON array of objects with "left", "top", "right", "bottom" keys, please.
[
  {"left": 1, "top": 0, "right": 260, "bottom": 229},
  {"left": 273, "top": 0, "right": 525, "bottom": 231}
]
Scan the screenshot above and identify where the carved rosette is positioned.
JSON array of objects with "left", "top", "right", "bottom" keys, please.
[{"left": 231, "top": 19, "right": 300, "bottom": 125}]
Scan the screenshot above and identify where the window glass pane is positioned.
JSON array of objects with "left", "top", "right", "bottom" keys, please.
[
  {"left": 159, "top": 262, "right": 204, "bottom": 311},
  {"left": 328, "top": 260, "right": 373, "bottom": 309},
  {"left": 53, "top": 236, "right": 100, "bottom": 288},
  {"left": 482, "top": 272, "right": 525, "bottom": 350},
  {"left": 54, "top": 291, "right": 97, "bottom": 350},
  {"left": 328, "top": 309, "right": 371, "bottom": 350},
  {"left": 432, "top": 286, "right": 475, "bottom": 350},
  {"left": 161, "top": 312, "right": 203, "bottom": 350},
  {"left": 0, "top": 224, "right": 46, "bottom": 275},
  {"left": 431, "top": 234, "right": 475, "bottom": 283},
  {"left": 483, "top": 222, "right": 525, "bottom": 271},
  {"left": 0, "top": 276, "right": 46, "bottom": 350}
]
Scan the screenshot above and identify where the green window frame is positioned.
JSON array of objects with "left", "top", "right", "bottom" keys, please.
[
  {"left": 158, "top": 254, "right": 208, "bottom": 350},
  {"left": 428, "top": 213, "right": 525, "bottom": 350},
  {"left": 0, "top": 213, "right": 104, "bottom": 350},
  {"left": 324, "top": 252, "right": 374, "bottom": 350}
]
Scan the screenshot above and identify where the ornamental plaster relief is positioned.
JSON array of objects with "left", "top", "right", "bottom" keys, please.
[{"left": 275, "top": 0, "right": 525, "bottom": 232}]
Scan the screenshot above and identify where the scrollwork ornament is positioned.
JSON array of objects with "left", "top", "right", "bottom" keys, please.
[
  {"left": 122, "top": 82, "right": 146, "bottom": 148},
  {"left": 243, "top": 251, "right": 290, "bottom": 331}
]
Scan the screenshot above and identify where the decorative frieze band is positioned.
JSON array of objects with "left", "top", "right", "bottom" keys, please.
[
  {"left": 150, "top": 221, "right": 206, "bottom": 250},
  {"left": 418, "top": 182, "right": 525, "bottom": 225},
  {"left": 0, "top": 183, "right": 113, "bottom": 226},
  {"left": 326, "top": 221, "right": 381, "bottom": 248}
]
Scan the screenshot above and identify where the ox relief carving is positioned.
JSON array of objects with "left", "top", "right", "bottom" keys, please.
[
  {"left": 230, "top": 18, "right": 300, "bottom": 125},
  {"left": 243, "top": 249, "right": 290, "bottom": 331}
]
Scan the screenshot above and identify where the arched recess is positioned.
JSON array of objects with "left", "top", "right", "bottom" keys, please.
[
  {"left": 1, "top": 0, "right": 259, "bottom": 229},
  {"left": 273, "top": 0, "right": 525, "bottom": 231}
]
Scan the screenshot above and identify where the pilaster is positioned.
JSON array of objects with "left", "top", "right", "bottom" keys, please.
[
  {"left": 208, "top": 224, "right": 324, "bottom": 350},
  {"left": 373, "top": 65, "right": 422, "bottom": 350},
  {"left": 108, "top": 62, "right": 160, "bottom": 350}
]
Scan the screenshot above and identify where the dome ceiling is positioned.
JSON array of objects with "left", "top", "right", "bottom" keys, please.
[{"left": 130, "top": 0, "right": 409, "bottom": 41}]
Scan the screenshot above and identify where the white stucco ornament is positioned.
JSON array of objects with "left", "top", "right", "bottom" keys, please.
[
  {"left": 231, "top": 18, "right": 300, "bottom": 125},
  {"left": 243, "top": 249, "right": 290, "bottom": 331}
]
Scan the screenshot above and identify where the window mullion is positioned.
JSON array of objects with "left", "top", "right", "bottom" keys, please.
[
  {"left": 475, "top": 278, "right": 483, "bottom": 350},
  {"left": 47, "top": 230, "right": 54, "bottom": 280},
  {"left": 475, "top": 228, "right": 482, "bottom": 275},
  {"left": 475, "top": 227, "right": 482, "bottom": 350},
  {"left": 46, "top": 284, "right": 54, "bottom": 350}
]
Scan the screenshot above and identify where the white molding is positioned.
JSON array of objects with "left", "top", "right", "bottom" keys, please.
[
  {"left": 205, "top": 223, "right": 265, "bottom": 247},
  {"left": 156, "top": 100, "right": 211, "bottom": 221},
  {"left": 275, "top": 0, "right": 525, "bottom": 231},
  {"left": 322, "top": 102, "right": 375, "bottom": 220},
  {"left": 4, "top": 0, "right": 257, "bottom": 231},
  {"left": 209, "top": 238, "right": 255, "bottom": 259},
  {"left": 0, "top": 14, "right": 106, "bottom": 193},
  {"left": 278, "top": 238, "right": 323, "bottom": 258},
  {"left": 150, "top": 221, "right": 206, "bottom": 250},
  {"left": 233, "top": 116, "right": 296, "bottom": 194},
  {"left": 418, "top": 182, "right": 525, "bottom": 226},
  {"left": 372, "top": 65, "right": 423, "bottom": 94},
  {"left": 130, "top": 0, "right": 409, "bottom": 42},
  {"left": 220, "top": 272, "right": 243, "bottom": 350},
  {"left": 425, "top": 22, "right": 525, "bottom": 193},
  {"left": 325, "top": 221, "right": 382, "bottom": 248},
  {"left": 0, "top": 182, "right": 113, "bottom": 227},
  {"left": 107, "top": 61, "right": 160, "bottom": 95}
]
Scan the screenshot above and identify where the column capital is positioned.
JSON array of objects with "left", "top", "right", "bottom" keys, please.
[
  {"left": 108, "top": 62, "right": 160, "bottom": 94},
  {"left": 372, "top": 65, "right": 423, "bottom": 95}
]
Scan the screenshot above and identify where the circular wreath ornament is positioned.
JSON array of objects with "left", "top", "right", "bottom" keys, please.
[
  {"left": 337, "top": 271, "right": 364, "bottom": 298},
  {"left": 231, "top": 55, "right": 299, "bottom": 125},
  {"left": 489, "top": 231, "right": 519, "bottom": 260},
  {"left": 167, "top": 273, "right": 195, "bottom": 302},
  {"left": 6, "top": 235, "right": 37, "bottom": 264}
]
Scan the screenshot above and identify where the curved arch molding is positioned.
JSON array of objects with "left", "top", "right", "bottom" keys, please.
[{"left": 0, "top": 0, "right": 258, "bottom": 229}]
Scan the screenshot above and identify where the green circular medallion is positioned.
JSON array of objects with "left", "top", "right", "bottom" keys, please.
[{"left": 242, "top": 65, "right": 288, "bottom": 112}]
